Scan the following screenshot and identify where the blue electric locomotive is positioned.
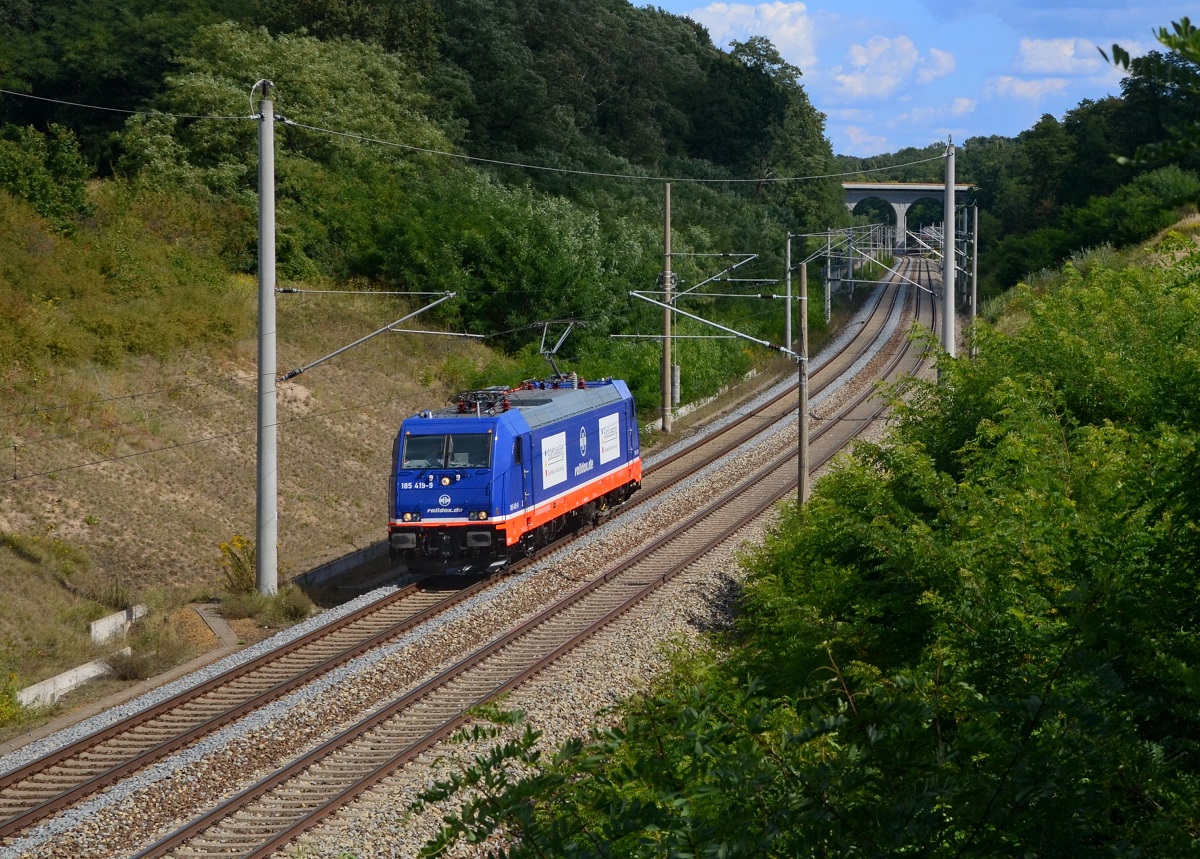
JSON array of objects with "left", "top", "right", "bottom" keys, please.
[{"left": 388, "top": 375, "right": 642, "bottom": 573}]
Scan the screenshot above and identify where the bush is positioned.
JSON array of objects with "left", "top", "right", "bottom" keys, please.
[
  {"left": 0, "top": 124, "right": 93, "bottom": 234},
  {"left": 218, "top": 535, "right": 256, "bottom": 594},
  {"left": 0, "top": 671, "right": 30, "bottom": 727},
  {"left": 217, "top": 585, "right": 313, "bottom": 628},
  {"left": 104, "top": 616, "right": 197, "bottom": 681},
  {"left": 262, "top": 586, "right": 315, "bottom": 625},
  {"left": 216, "top": 589, "right": 269, "bottom": 621}
]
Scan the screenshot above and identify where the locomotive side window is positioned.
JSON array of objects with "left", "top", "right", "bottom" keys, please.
[{"left": 401, "top": 433, "right": 492, "bottom": 469}]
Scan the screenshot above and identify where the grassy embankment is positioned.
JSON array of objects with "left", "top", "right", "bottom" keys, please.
[
  {"left": 0, "top": 176, "right": 877, "bottom": 732},
  {"left": 0, "top": 180, "right": 511, "bottom": 726}
]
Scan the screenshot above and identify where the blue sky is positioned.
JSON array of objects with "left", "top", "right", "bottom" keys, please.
[{"left": 643, "top": 1, "right": 1187, "bottom": 156}]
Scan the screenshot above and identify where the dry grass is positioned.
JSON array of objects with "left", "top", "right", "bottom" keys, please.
[
  {"left": 0, "top": 287, "right": 502, "bottom": 695},
  {"left": 0, "top": 179, "right": 875, "bottom": 709}
]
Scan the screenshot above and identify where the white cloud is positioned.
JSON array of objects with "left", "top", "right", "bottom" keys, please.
[
  {"left": 950, "top": 97, "right": 976, "bottom": 116},
  {"left": 917, "top": 48, "right": 956, "bottom": 84},
  {"left": 835, "top": 35, "right": 921, "bottom": 98},
  {"left": 987, "top": 75, "right": 1069, "bottom": 100},
  {"left": 833, "top": 36, "right": 959, "bottom": 98},
  {"left": 1013, "top": 38, "right": 1105, "bottom": 75},
  {"left": 840, "top": 124, "right": 891, "bottom": 156},
  {"left": 693, "top": 2, "right": 817, "bottom": 68},
  {"left": 826, "top": 107, "right": 870, "bottom": 122},
  {"left": 897, "top": 98, "right": 976, "bottom": 126}
]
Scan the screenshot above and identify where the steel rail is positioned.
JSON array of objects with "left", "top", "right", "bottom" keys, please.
[
  {"left": 0, "top": 259, "right": 929, "bottom": 849},
  {"left": 131, "top": 277, "right": 933, "bottom": 859}
]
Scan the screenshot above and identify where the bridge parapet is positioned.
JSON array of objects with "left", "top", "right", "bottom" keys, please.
[{"left": 842, "top": 182, "right": 974, "bottom": 251}]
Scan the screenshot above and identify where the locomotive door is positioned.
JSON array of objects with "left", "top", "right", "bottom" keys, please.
[
  {"left": 521, "top": 435, "right": 532, "bottom": 512},
  {"left": 508, "top": 435, "right": 533, "bottom": 520}
]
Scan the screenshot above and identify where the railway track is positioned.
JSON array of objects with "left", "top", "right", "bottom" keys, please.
[
  {"left": 129, "top": 265, "right": 935, "bottom": 859},
  {"left": 638, "top": 254, "right": 930, "bottom": 502},
  {"left": 0, "top": 256, "right": 936, "bottom": 858}
]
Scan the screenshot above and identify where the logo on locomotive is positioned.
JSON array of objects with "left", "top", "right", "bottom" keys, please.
[
  {"left": 439, "top": 494, "right": 451, "bottom": 506},
  {"left": 579, "top": 426, "right": 587, "bottom": 457}
]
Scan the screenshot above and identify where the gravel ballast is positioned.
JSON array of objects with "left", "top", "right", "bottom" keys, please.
[{"left": 0, "top": 284, "right": 912, "bottom": 859}]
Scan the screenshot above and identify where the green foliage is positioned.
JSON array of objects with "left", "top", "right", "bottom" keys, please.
[
  {"left": 109, "top": 17, "right": 818, "bottom": 403},
  {"left": 735, "top": 244, "right": 1200, "bottom": 852},
  {"left": 0, "top": 179, "right": 252, "bottom": 372},
  {"left": 981, "top": 165, "right": 1200, "bottom": 293},
  {"left": 1104, "top": 17, "right": 1200, "bottom": 167},
  {"left": 0, "top": 0, "right": 258, "bottom": 166},
  {"left": 268, "top": 586, "right": 315, "bottom": 624},
  {"left": 261, "top": 0, "right": 441, "bottom": 72},
  {"left": 419, "top": 242, "right": 1200, "bottom": 856},
  {"left": 0, "top": 671, "right": 29, "bottom": 727},
  {"left": 117, "top": 22, "right": 446, "bottom": 203},
  {"left": 8, "top": 5, "right": 834, "bottom": 404},
  {"left": 218, "top": 535, "right": 256, "bottom": 595},
  {"left": 217, "top": 590, "right": 270, "bottom": 622},
  {"left": 0, "top": 124, "right": 93, "bottom": 233}
]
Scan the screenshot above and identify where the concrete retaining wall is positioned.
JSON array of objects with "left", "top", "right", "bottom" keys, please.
[
  {"left": 18, "top": 648, "right": 131, "bottom": 708},
  {"left": 295, "top": 542, "right": 388, "bottom": 587},
  {"left": 88, "top": 605, "right": 147, "bottom": 644}
]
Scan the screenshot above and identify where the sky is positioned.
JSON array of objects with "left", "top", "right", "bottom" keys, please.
[{"left": 644, "top": 1, "right": 1187, "bottom": 157}]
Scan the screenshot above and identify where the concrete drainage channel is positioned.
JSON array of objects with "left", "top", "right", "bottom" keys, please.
[
  {"left": 16, "top": 606, "right": 151, "bottom": 708},
  {"left": 15, "top": 539, "right": 390, "bottom": 709},
  {"left": 15, "top": 603, "right": 249, "bottom": 712}
]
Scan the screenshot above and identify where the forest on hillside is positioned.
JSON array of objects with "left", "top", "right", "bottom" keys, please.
[
  {"left": 0, "top": 0, "right": 851, "bottom": 418},
  {"left": 1, "top": 0, "right": 1198, "bottom": 400}
]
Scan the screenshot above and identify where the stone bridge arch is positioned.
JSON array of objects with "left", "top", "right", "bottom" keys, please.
[{"left": 843, "top": 182, "right": 972, "bottom": 251}]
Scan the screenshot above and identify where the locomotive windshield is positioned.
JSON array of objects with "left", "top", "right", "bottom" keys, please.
[{"left": 401, "top": 433, "right": 492, "bottom": 469}]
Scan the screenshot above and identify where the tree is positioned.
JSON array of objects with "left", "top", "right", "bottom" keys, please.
[
  {"left": 684, "top": 38, "right": 792, "bottom": 174},
  {"left": 1059, "top": 97, "right": 1131, "bottom": 204},
  {"left": 0, "top": 123, "right": 93, "bottom": 233},
  {"left": 0, "top": 0, "right": 256, "bottom": 169},
  {"left": 261, "top": 0, "right": 441, "bottom": 72},
  {"left": 1017, "top": 114, "right": 1074, "bottom": 221},
  {"left": 1103, "top": 17, "right": 1200, "bottom": 165}
]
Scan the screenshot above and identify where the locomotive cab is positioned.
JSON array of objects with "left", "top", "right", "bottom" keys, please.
[{"left": 389, "top": 423, "right": 510, "bottom": 569}]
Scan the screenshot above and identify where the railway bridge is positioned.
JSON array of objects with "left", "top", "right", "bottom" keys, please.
[{"left": 843, "top": 182, "right": 973, "bottom": 251}]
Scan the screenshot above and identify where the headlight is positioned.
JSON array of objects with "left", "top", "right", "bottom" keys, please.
[
  {"left": 401, "top": 511, "right": 422, "bottom": 522},
  {"left": 468, "top": 511, "right": 489, "bottom": 521},
  {"left": 440, "top": 476, "right": 452, "bottom": 486}
]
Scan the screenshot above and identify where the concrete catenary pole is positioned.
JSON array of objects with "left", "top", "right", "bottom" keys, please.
[
  {"left": 784, "top": 232, "right": 792, "bottom": 351},
  {"left": 256, "top": 82, "right": 279, "bottom": 596},
  {"left": 662, "top": 183, "right": 673, "bottom": 434},
  {"left": 799, "top": 260, "right": 810, "bottom": 506},
  {"left": 942, "top": 140, "right": 956, "bottom": 359},
  {"left": 971, "top": 203, "right": 979, "bottom": 358}
]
